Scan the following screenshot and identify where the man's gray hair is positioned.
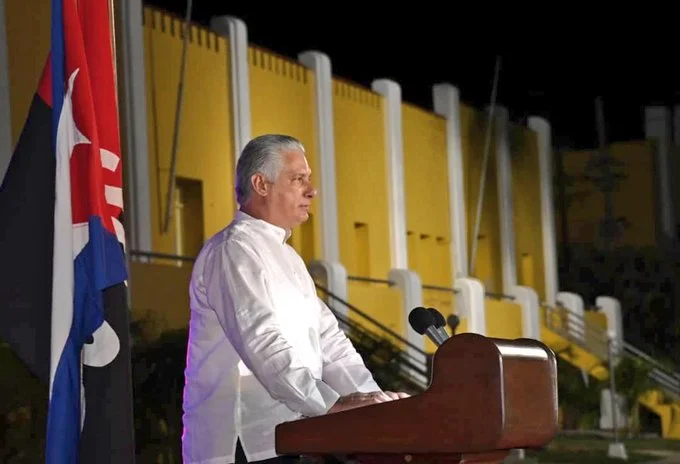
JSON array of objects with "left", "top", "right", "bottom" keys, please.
[{"left": 235, "top": 134, "right": 305, "bottom": 205}]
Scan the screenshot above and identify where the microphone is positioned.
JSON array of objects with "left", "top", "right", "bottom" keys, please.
[
  {"left": 447, "top": 314, "right": 460, "bottom": 334},
  {"left": 427, "top": 307, "right": 451, "bottom": 343},
  {"left": 408, "top": 307, "right": 448, "bottom": 346}
]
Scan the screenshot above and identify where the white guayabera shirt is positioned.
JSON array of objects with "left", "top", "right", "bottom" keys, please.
[{"left": 182, "top": 210, "right": 381, "bottom": 464}]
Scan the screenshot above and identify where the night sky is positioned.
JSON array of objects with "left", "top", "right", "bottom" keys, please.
[{"left": 143, "top": 1, "right": 680, "bottom": 150}]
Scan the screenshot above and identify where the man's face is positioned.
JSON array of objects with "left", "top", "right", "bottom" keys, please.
[{"left": 266, "top": 148, "right": 316, "bottom": 229}]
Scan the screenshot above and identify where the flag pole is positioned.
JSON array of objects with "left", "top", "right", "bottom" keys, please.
[
  {"left": 107, "top": 0, "right": 136, "bottom": 314},
  {"left": 108, "top": 0, "right": 118, "bottom": 100}
]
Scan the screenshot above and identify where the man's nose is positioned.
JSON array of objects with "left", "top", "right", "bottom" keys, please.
[{"left": 305, "top": 183, "right": 317, "bottom": 198}]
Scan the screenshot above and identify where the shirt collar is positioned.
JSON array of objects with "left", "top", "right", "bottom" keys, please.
[{"left": 234, "top": 210, "right": 292, "bottom": 244}]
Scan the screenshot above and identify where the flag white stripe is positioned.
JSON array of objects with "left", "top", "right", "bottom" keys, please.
[
  {"left": 50, "top": 70, "right": 82, "bottom": 398},
  {"left": 105, "top": 185, "right": 123, "bottom": 209},
  {"left": 100, "top": 147, "right": 119, "bottom": 172}
]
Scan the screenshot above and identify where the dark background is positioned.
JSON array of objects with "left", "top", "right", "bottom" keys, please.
[{"left": 141, "top": 2, "right": 680, "bottom": 150}]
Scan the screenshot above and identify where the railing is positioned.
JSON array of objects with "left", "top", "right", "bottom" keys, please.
[
  {"left": 130, "top": 250, "right": 195, "bottom": 263},
  {"left": 542, "top": 302, "right": 680, "bottom": 400},
  {"left": 622, "top": 341, "right": 680, "bottom": 400},
  {"left": 422, "top": 284, "right": 459, "bottom": 294},
  {"left": 542, "top": 303, "right": 610, "bottom": 360},
  {"left": 485, "top": 291, "right": 515, "bottom": 301},
  {"left": 315, "top": 283, "right": 430, "bottom": 393},
  {"left": 347, "top": 276, "right": 395, "bottom": 286}
]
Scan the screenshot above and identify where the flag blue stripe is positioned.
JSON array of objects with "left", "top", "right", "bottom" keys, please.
[
  {"left": 48, "top": 1, "right": 75, "bottom": 462},
  {"left": 45, "top": 336, "right": 80, "bottom": 464}
]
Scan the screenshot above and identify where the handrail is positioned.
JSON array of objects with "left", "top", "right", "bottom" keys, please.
[
  {"left": 421, "top": 284, "right": 460, "bottom": 294},
  {"left": 330, "top": 310, "right": 430, "bottom": 388},
  {"left": 314, "top": 283, "right": 428, "bottom": 359},
  {"left": 622, "top": 341, "right": 678, "bottom": 376},
  {"left": 621, "top": 342, "right": 680, "bottom": 398},
  {"left": 542, "top": 303, "right": 609, "bottom": 360},
  {"left": 130, "top": 250, "right": 196, "bottom": 262},
  {"left": 314, "top": 283, "right": 430, "bottom": 390},
  {"left": 347, "top": 275, "right": 395, "bottom": 286},
  {"left": 485, "top": 291, "right": 515, "bottom": 300},
  {"left": 542, "top": 303, "right": 680, "bottom": 399}
]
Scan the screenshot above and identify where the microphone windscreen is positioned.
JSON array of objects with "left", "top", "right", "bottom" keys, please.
[
  {"left": 447, "top": 314, "right": 460, "bottom": 331},
  {"left": 408, "top": 307, "right": 435, "bottom": 334},
  {"left": 427, "top": 307, "right": 446, "bottom": 328}
]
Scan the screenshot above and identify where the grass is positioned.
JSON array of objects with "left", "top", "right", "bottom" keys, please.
[{"left": 510, "top": 434, "right": 680, "bottom": 463}]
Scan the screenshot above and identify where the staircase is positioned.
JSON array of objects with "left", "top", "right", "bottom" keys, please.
[
  {"left": 315, "top": 284, "right": 430, "bottom": 396},
  {"left": 542, "top": 303, "right": 680, "bottom": 439}
]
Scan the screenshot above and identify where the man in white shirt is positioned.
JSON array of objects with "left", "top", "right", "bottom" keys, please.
[{"left": 182, "top": 134, "right": 408, "bottom": 464}]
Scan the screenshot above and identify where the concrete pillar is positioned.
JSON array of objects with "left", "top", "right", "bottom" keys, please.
[{"left": 210, "top": 16, "right": 252, "bottom": 163}]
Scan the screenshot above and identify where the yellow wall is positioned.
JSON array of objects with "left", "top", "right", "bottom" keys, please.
[
  {"left": 402, "top": 103, "right": 452, "bottom": 287},
  {"left": 333, "top": 80, "right": 405, "bottom": 336},
  {"left": 248, "top": 45, "right": 319, "bottom": 262},
  {"left": 558, "top": 140, "right": 657, "bottom": 247},
  {"left": 584, "top": 311, "right": 607, "bottom": 330},
  {"left": 348, "top": 282, "right": 404, "bottom": 339},
  {"left": 333, "top": 79, "right": 391, "bottom": 279},
  {"left": 485, "top": 298, "right": 523, "bottom": 339},
  {"left": 460, "top": 105, "right": 503, "bottom": 293},
  {"left": 510, "top": 124, "right": 546, "bottom": 299},
  {"left": 5, "top": 0, "right": 51, "bottom": 147},
  {"left": 129, "top": 259, "right": 193, "bottom": 335},
  {"left": 143, "top": 8, "right": 236, "bottom": 258},
  {"left": 402, "top": 102, "right": 454, "bottom": 352}
]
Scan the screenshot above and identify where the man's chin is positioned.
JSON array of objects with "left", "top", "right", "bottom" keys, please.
[{"left": 296, "top": 210, "right": 310, "bottom": 223}]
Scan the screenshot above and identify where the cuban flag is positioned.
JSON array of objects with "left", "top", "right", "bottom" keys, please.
[{"left": 0, "top": 0, "right": 135, "bottom": 462}]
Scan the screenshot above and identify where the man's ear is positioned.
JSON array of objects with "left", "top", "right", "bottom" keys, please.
[{"left": 251, "top": 173, "right": 268, "bottom": 197}]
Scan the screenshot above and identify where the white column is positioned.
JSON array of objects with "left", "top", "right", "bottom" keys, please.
[
  {"left": 119, "top": 0, "right": 152, "bottom": 254},
  {"left": 494, "top": 106, "right": 518, "bottom": 292},
  {"left": 433, "top": 83, "right": 487, "bottom": 336},
  {"left": 455, "top": 278, "right": 487, "bottom": 335},
  {"left": 528, "top": 116, "right": 559, "bottom": 306},
  {"left": 597, "top": 296, "right": 624, "bottom": 359},
  {"left": 510, "top": 286, "right": 541, "bottom": 340},
  {"left": 210, "top": 16, "right": 251, "bottom": 163},
  {"left": 298, "top": 51, "right": 348, "bottom": 310},
  {"left": 0, "top": 0, "right": 12, "bottom": 183},
  {"left": 495, "top": 107, "right": 541, "bottom": 340},
  {"left": 308, "top": 261, "right": 348, "bottom": 319},
  {"left": 557, "top": 291, "right": 585, "bottom": 343},
  {"left": 645, "top": 106, "right": 676, "bottom": 244},
  {"left": 389, "top": 268, "right": 426, "bottom": 385},
  {"left": 371, "top": 79, "right": 408, "bottom": 270},
  {"left": 432, "top": 84, "right": 467, "bottom": 278},
  {"left": 298, "top": 51, "right": 339, "bottom": 264},
  {"left": 371, "top": 79, "right": 424, "bottom": 354}
]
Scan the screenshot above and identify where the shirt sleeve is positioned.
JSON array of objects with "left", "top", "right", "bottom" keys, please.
[
  {"left": 317, "top": 297, "right": 382, "bottom": 395},
  {"left": 203, "top": 239, "right": 340, "bottom": 417}
]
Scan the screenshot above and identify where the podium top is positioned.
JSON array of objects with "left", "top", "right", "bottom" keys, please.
[{"left": 276, "top": 333, "right": 558, "bottom": 456}]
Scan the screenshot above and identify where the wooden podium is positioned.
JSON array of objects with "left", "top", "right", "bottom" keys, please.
[{"left": 275, "top": 333, "right": 558, "bottom": 464}]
